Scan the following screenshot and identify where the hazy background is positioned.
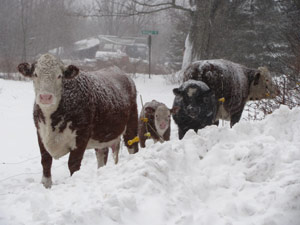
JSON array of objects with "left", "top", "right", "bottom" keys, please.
[{"left": 0, "top": 0, "right": 299, "bottom": 77}]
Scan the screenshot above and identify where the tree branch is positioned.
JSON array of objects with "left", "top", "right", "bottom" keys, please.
[
  {"left": 71, "top": 0, "right": 192, "bottom": 18},
  {"left": 131, "top": 0, "right": 192, "bottom": 13}
]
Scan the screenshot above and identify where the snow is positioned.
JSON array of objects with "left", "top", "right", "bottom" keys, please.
[
  {"left": 181, "top": 34, "right": 193, "bottom": 71},
  {"left": 176, "top": 34, "right": 194, "bottom": 83},
  {"left": 0, "top": 75, "right": 300, "bottom": 225},
  {"left": 74, "top": 38, "right": 100, "bottom": 51},
  {"left": 195, "top": 59, "right": 248, "bottom": 86},
  {"left": 95, "top": 51, "right": 127, "bottom": 61}
]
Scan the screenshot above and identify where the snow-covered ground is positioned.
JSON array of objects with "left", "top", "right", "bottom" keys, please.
[{"left": 0, "top": 75, "right": 299, "bottom": 225}]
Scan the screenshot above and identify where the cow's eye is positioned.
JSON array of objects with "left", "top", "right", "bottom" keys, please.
[
  {"left": 203, "top": 97, "right": 209, "bottom": 103},
  {"left": 34, "top": 73, "right": 38, "bottom": 77},
  {"left": 57, "top": 75, "right": 62, "bottom": 79}
]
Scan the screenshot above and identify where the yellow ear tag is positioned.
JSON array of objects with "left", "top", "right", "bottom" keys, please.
[
  {"left": 128, "top": 136, "right": 139, "bottom": 146},
  {"left": 141, "top": 118, "right": 148, "bottom": 123},
  {"left": 218, "top": 97, "right": 225, "bottom": 103},
  {"left": 144, "top": 132, "right": 151, "bottom": 137},
  {"left": 266, "top": 93, "right": 270, "bottom": 97}
]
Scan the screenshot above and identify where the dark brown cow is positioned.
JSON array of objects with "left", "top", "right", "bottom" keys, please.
[
  {"left": 183, "top": 59, "right": 279, "bottom": 127},
  {"left": 18, "top": 54, "right": 139, "bottom": 188},
  {"left": 138, "top": 100, "right": 174, "bottom": 148}
]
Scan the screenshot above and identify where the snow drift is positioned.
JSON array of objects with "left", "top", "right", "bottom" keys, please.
[{"left": 0, "top": 76, "right": 299, "bottom": 225}]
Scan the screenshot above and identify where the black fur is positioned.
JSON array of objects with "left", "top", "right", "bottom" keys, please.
[{"left": 172, "top": 80, "right": 217, "bottom": 140}]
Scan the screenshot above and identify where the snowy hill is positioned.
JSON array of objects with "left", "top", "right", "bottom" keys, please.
[{"left": 0, "top": 75, "right": 299, "bottom": 225}]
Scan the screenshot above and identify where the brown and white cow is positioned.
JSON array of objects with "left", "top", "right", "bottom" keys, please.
[
  {"left": 183, "top": 59, "right": 279, "bottom": 127},
  {"left": 138, "top": 100, "right": 174, "bottom": 148},
  {"left": 18, "top": 54, "right": 139, "bottom": 188}
]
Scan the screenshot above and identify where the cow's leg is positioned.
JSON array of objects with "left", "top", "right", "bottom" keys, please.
[
  {"left": 112, "top": 142, "right": 120, "bottom": 164},
  {"left": 230, "top": 109, "right": 243, "bottom": 127},
  {"left": 37, "top": 133, "right": 53, "bottom": 188},
  {"left": 139, "top": 136, "right": 146, "bottom": 148},
  {"left": 153, "top": 138, "right": 160, "bottom": 144},
  {"left": 124, "top": 103, "right": 139, "bottom": 154},
  {"left": 138, "top": 124, "right": 146, "bottom": 148},
  {"left": 95, "top": 148, "right": 109, "bottom": 168},
  {"left": 178, "top": 128, "right": 187, "bottom": 140},
  {"left": 68, "top": 137, "right": 89, "bottom": 176}
]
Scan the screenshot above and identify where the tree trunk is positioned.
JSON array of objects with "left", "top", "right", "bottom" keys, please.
[
  {"left": 182, "top": 0, "right": 220, "bottom": 69},
  {"left": 182, "top": 0, "right": 293, "bottom": 76}
]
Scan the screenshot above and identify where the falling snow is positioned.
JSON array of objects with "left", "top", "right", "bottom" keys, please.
[{"left": 0, "top": 75, "right": 300, "bottom": 225}]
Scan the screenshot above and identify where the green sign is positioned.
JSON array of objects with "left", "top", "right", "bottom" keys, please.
[{"left": 141, "top": 30, "right": 159, "bottom": 35}]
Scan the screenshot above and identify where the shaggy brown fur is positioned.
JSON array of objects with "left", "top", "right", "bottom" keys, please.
[
  {"left": 18, "top": 55, "right": 139, "bottom": 188},
  {"left": 183, "top": 59, "right": 278, "bottom": 127}
]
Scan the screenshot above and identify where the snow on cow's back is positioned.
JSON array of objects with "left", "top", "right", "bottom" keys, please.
[
  {"left": 194, "top": 59, "right": 248, "bottom": 85},
  {"left": 63, "top": 67, "right": 136, "bottom": 110},
  {"left": 93, "top": 66, "right": 136, "bottom": 99}
]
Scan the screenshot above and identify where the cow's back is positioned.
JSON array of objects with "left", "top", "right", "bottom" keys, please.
[
  {"left": 89, "top": 69, "right": 137, "bottom": 144},
  {"left": 183, "top": 59, "right": 250, "bottom": 117},
  {"left": 49, "top": 68, "right": 137, "bottom": 145}
]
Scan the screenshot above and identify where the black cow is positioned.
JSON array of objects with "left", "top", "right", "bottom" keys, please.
[{"left": 172, "top": 80, "right": 217, "bottom": 139}]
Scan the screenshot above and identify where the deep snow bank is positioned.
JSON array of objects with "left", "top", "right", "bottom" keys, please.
[{"left": 0, "top": 77, "right": 299, "bottom": 225}]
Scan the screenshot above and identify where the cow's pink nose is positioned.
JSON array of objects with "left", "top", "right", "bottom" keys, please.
[
  {"left": 160, "top": 122, "right": 167, "bottom": 129},
  {"left": 39, "top": 94, "right": 53, "bottom": 104}
]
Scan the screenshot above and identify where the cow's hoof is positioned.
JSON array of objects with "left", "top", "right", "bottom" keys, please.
[{"left": 41, "top": 175, "right": 52, "bottom": 189}]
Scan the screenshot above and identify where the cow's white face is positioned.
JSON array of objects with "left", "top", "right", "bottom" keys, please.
[
  {"left": 33, "top": 54, "right": 64, "bottom": 106},
  {"left": 18, "top": 54, "right": 79, "bottom": 108},
  {"left": 154, "top": 105, "right": 171, "bottom": 134},
  {"left": 249, "top": 67, "right": 279, "bottom": 100}
]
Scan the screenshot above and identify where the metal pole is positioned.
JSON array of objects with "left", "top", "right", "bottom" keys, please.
[{"left": 148, "top": 35, "right": 152, "bottom": 78}]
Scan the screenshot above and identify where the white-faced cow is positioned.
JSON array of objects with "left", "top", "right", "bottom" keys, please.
[
  {"left": 138, "top": 100, "right": 174, "bottom": 147},
  {"left": 18, "top": 54, "right": 139, "bottom": 188},
  {"left": 183, "top": 59, "right": 279, "bottom": 127}
]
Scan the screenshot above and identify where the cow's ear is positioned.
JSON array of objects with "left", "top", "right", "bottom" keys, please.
[
  {"left": 170, "top": 106, "right": 180, "bottom": 114},
  {"left": 173, "top": 88, "right": 181, "bottom": 96},
  {"left": 17, "top": 63, "right": 35, "bottom": 78},
  {"left": 64, "top": 65, "right": 79, "bottom": 79},
  {"left": 254, "top": 72, "right": 261, "bottom": 85},
  {"left": 145, "top": 106, "right": 155, "bottom": 114}
]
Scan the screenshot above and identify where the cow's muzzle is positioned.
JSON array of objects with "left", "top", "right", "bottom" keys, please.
[
  {"left": 39, "top": 94, "right": 54, "bottom": 105},
  {"left": 187, "top": 105, "right": 200, "bottom": 118},
  {"left": 159, "top": 122, "right": 167, "bottom": 130}
]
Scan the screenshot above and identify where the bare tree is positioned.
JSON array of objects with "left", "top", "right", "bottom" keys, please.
[
  {"left": 0, "top": 0, "right": 79, "bottom": 73},
  {"left": 0, "top": 0, "right": 19, "bottom": 73},
  {"left": 75, "top": 0, "right": 155, "bottom": 37},
  {"left": 20, "top": 0, "right": 28, "bottom": 61}
]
